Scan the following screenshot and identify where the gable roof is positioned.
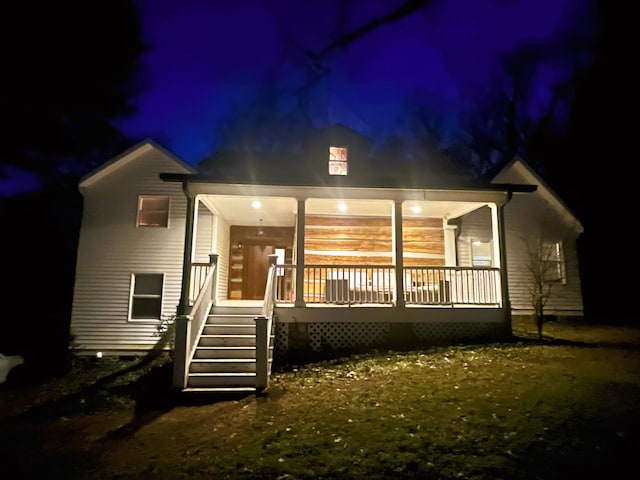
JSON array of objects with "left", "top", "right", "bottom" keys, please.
[
  {"left": 492, "top": 156, "right": 583, "bottom": 234},
  {"left": 196, "top": 124, "right": 490, "bottom": 190},
  {"left": 79, "top": 138, "right": 196, "bottom": 189}
]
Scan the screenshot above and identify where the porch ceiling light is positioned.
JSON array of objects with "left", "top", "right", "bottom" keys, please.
[
  {"left": 251, "top": 200, "right": 262, "bottom": 209},
  {"left": 411, "top": 205, "right": 422, "bottom": 214},
  {"left": 337, "top": 201, "right": 347, "bottom": 212}
]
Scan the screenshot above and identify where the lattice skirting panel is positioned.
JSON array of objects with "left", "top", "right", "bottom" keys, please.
[
  {"left": 273, "top": 321, "right": 507, "bottom": 357},
  {"left": 412, "top": 322, "right": 506, "bottom": 343}
]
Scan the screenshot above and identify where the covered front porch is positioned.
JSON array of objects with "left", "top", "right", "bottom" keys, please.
[
  {"left": 167, "top": 178, "right": 524, "bottom": 391},
  {"left": 177, "top": 256, "right": 510, "bottom": 392},
  {"left": 182, "top": 182, "right": 511, "bottom": 311}
]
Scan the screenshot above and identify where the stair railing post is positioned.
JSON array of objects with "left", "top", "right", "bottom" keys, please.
[
  {"left": 267, "top": 253, "right": 279, "bottom": 300},
  {"left": 209, "top": 253, "right": 219, "bottom": 306},
  {"left": 172, "top": 314, "right": 190, "bottom": 389},
  {"left": 254, "top": 316, "right": 268, "bottom": 391}
]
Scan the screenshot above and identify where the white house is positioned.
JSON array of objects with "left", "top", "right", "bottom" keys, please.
[{"left": 69, "top": 131, "right": 583, "bottom": 392}]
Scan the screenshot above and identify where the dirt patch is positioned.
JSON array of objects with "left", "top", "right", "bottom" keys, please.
[{"left": 1, "top": 319, "right": 639, "bottom": 479}]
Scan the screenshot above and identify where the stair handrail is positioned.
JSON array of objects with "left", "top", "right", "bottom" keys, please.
[
  {"left": 255, "top": 260, "right": 278, "bottom": 391},
  {"left": 173, "top": 260, "right": 217, "bottom": 389}
]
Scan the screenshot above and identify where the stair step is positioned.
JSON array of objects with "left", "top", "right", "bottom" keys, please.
[
  {"left": 179, "top": 305, "right": 273, "bottom": 392},
  {"left": 190, "top": 358, "right": 256, "bottom": 373},
  {"left": 202, "top": 324, "right": 256, "bottom": 335},
  {"left": 187, "top": 372, "right": 256, "bottom": 388},
  {"left": 198, "top": 334, "right": 256, "bottom": 347},
  {"left": 193, "top": 346, "right": 256, "bottom": 359},
  {"left": 183, "top": 387, "right": 257, "bottom": 393},
  {"left": 207, "top": 314, "right": 258, "bottom": 325},
  {"left": 210, "top": 306, "right": 262, "bottom": 316}
]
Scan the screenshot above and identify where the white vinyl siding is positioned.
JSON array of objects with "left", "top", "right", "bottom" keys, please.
[
  {"left": 194, "top": 202, "right": 214, "bottom": 262},
  {"left": 456, "top": 206, "right": 493, "bottom": 267},
  {"left": 491, "top": 159, "right": 583, "bottom": 318},
  {"left": 214, "top": 215, "right": 231, "bottom": 300},
  {"left": 70, "top": 146, "right": 192, "bottom": 353},
  {"left": 193, "top": 201, "right": 230, "bottom": 301},
  {"left": 503, "top": 187, "right": 583, "bottom": 318}
]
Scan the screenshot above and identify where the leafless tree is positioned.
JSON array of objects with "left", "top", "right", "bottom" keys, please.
[
  {"left": 209, "top": 0, "right": 595, "bottom": 185},
  {"left": 522, "top": 236, "right": 563, "bottom": 340},
  {"left": 520, "top": 200, "right": 581, "bottom": 340}
]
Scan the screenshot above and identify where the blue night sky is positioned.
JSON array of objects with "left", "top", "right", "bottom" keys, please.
[{"left": 117, "top": 0, "right": 598, "bottom": 165}]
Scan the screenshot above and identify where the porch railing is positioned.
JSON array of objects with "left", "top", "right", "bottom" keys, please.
[
  {"left": 403, "top": 266, "right": 500, "bottom": 306},
  {"left": 189, "top": 256, "right": 218, "bottom": 305},
  {"left": 255, "top": 261, "right": 278, "bottom": 391},
  {"left": 173, "top": 257, "right": 218, "bottom": 389},
  {"left": 272, "top": 264, "right": 500, "bottom": 307}
]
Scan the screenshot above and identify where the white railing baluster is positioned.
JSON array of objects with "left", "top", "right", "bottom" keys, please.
[{"left": 268, "top": 264, "right": 501, "bottom": 308}]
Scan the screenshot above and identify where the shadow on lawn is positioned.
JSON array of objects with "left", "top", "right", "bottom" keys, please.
[
  {"left": 510, "top": 327, "right": 640, "bottom": 351},
  {"left": 2, "top": 352, "right": 173, "bottom": 423},
  {"left": 7, "top": 352, "right": 257, "bottom": 430},
  {"left": 4, "top": 320, "right": 639, "bottom": 449}
]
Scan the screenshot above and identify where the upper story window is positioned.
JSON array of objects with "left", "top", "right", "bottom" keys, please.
[
  {"left": 329, "top": 146, "right": 348, "bottom": 176},
  {"left": 137, "top": 195, "right": 169, "bottom": 227}
]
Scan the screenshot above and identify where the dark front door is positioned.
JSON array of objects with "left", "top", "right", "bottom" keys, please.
[{"left": 242, "top": 245, "right": 275, "bottom": 299}]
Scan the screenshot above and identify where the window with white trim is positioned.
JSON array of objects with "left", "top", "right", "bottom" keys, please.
[
  {"left": 137, "top": 195, "right": 169, "bottom": 227},
  {"left": 130, "top": 273, "right": 164, "bottom": 320},
  {"left": 471, "top": 240, "right": 492, "bottom": 267},
  {"left": 328, "top": 146, "right": 348, "bottom": 175},
  {"left": 542, "top": 241, "right": 566, "bottom": 283}
]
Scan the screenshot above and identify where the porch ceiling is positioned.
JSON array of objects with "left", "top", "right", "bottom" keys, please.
[{"left": 200, "top": 195, "right": 485, "bottom": 227}]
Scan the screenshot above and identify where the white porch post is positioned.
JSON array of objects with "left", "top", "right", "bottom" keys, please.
[
  {"left": 489, "top": 204, "right": 501, "bottom": 270},
  {"left": 393, "top": 200, "right": 405, "bottom": 307},
  {"left": 444, "top": 224, "right": 457, "bottom": 266},
  {"left": 294, "top": 199, "right": 306, "bottom": 307},
  {"left": 494, "top": 198, "right": 512, "bottom": 330}
]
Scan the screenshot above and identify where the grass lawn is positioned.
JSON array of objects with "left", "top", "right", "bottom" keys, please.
[{"left": 1, "top": 317, "right": 639, "bottom": 479}]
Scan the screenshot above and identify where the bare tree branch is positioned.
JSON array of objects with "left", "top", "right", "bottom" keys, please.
[{"left": 308, "top": 0, "right": 432, "bottom": 62}]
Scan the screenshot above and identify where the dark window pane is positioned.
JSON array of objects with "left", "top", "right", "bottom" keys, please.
[
  {"left": 134, "top": 274, "right": 163, "bottom": 295},
  {"left": 131, "top": 298, "right": 162, "bottom": 319}
]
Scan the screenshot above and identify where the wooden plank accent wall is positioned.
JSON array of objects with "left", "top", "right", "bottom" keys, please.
[
  {"left": 403, "top": 218, "right": 445, "bottom": 263},
  {"left": 304, "top": 215, "right": 445, "bottom": 267},
  {"left": 306, "top": 238, "right": 393, "bottom": 252},
  {"left": 306, "top": 216, "right": 391, "bottom": 227},
  {"left": 403, "top": 257, "right": 445, "bottom": 267},
  {"left": 305, "top": 254, "right": 392, "bottom": 265},
  {"left": 305, "top": 215, "right": 392, "bottom": 265}
]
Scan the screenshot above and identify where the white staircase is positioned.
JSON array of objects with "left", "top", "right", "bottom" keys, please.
[{"left": 184, "top": 304, "right": 273, "bottom": 393}]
